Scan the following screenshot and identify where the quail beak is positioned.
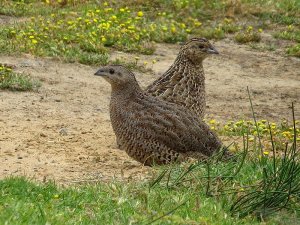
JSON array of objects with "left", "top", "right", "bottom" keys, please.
[
  {"left": 207, "top": 46, "right": 219, "bottom": 54},
  {"left": 94, "top": 69, "right": 106, "bottom": 76}
]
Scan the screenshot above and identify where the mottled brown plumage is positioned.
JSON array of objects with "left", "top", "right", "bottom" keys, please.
[
  {"left": 94, "top": 65, "right": 227, "bottom": 166},
  {"left": 146, "top": 37, "right": 218, "bottom": 119}
]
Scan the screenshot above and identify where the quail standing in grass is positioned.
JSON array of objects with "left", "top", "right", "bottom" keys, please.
[
  {"left": 146, "top": 37, "right": 219, "bottom": 119},
  {"left": 94, "top": 65, "right": 230, "bottom": 166}
]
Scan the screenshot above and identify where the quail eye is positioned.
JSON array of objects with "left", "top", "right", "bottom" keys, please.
[
  {"left": 199, "top": 45, "right": 205, "bottom": 49},
  {"left": 109, "top": 68, "right": 115, "bottom": 74}
]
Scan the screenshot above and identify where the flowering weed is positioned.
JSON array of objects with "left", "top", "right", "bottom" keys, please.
[{"left": 0, "top": 64, "right": 40, "bottom": 91}]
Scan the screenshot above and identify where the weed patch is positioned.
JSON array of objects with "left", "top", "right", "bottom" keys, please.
[{"left": 0, "top": 64, "right": 40, "bottom": 91}]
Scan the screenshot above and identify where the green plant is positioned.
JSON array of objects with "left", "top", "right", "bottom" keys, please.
[
  {"left": 235, "top": 26, "right": 261, "bottom": 44},
  {"left": 231, "top": 103, "right": 299, "bottom": 218},
  {"left": 0, "top": 64, "right": 40, "bottom": 91},
  {"left": 287, "top": 44, "right": 300, "bottom": 57}
]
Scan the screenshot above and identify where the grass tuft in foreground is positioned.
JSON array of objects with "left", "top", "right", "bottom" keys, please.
[{"left": 230, "top": 104, "right": 300, "bottom": 218}]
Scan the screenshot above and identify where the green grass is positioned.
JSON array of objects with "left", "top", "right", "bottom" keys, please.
[
  {"left": 0, "top": 0, "right": 299, "bottom": 64},
  {"left": 0, "top": 1, "right": 195, "bottom": 64},
  {"left": 0, "top": 64, "right": 40, "bottom": 91},
  {"left": 287, "top": 44, "right": 300, "bottom": 57},
  {"left": 1, "top": 149, "right": 299, "bottom": 225},
  {"left": 234, "top": 26, "right": 262, "bottom": 44}
]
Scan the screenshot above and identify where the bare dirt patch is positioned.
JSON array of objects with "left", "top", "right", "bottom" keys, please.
[{"left": 0, "top": 40, "right": 299, "bottom": 184}]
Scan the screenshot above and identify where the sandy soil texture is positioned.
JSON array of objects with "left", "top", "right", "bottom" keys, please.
[{"left": 1, "top": 39, "right": 299, "bottom": 184}]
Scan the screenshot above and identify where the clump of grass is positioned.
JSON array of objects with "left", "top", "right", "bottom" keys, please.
[
  {"left": 235, "top": 26, "right": 262, "bottom": 44},
  {"left": 110, "top": 57, "right": 152, "bottom": 73},
  {"left": 0, "top": 64, "right": 40, "bottom": 91},
  {"left": 274, "top": 25, "right": 300, "bottom": 42},
  {"left": 231, "top": 103, "right": 300, "bottom": 218},
  {"left": 194, "top": 18, "right": 240, "bottom": 40},
  {"left": 249, "top": 43, "right": 276, "bottom": 52},
  {"left": 287, "top": 44, "right": 300, "bottom": 57},
  {"left": 219, "top": 18, "right": 240, "bottom": 34},
  {"left": 195, "top": 26, "right": 225, "bottom": 40}
]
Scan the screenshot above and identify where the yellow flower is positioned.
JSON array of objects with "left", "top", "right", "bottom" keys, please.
[
  {"left": 171, "top": 27, "right": 176, "bottom": 33},
  {"left": 263, "top": 151, "right": 269, "bottom": 156},
  {"left": 103, "top": 2, "right": 108, "bottom": 6},
  {"left": 209, "top": 119, "right": 216, "bottom": 125},
  {"left": 194, "top": 21, "right": 202, "bottom": 27},
  {"left": 258, "top": 28, "right": 263, "bottom": 33},
  {"left": 248, "top": 137, "right": 254, "bottom": 142},
  {"left": 224, "top": 18, "right": 232, "bottom": 23},
  {"left": 137, "top": 11, "right": 144, "bottom": 17},
  {"left": 29, "top": 35, "right": 34, "bottom": 39},
  {"left": 53, "top": 194, "right": 59, "bottom": 199},
  {"left": 101, "top": 37, "right": 107, "bottom": 42},
  {"left": 288, "top": 25, "right": 294, "bottom": 30},
  {"left": 32, "top": 39, "right": 38, "bottom": 44},
  {"left": 119, "top": 8, "right": 125, "bottom": 12},
  {"left": 282, "top": 131, "right": 291, "bottom": 138}
]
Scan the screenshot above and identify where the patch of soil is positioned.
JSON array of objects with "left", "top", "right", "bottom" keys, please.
[{"left": 0, "top": 40, "right": 299, "bottom": 184}]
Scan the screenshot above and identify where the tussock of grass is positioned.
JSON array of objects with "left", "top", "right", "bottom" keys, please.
[
  {"left": 234, "top": 26, "right": 261, "bottom": 44},
  {"left": 287, "top": 44, "right": 300, "bottom": 57},
  {"left": 0, "top": 64, "right": 40, "bottom": 91},
  {"left": 274, "top": 25, "right": 300, "bottom": 42}
]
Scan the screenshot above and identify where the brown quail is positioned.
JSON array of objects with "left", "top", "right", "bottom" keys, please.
[
  {"left": 146, "top": 37, "right": 218, "bottom": 119},
  {"left": 94, "top": 65, "right": 229, "bottom": 166}
]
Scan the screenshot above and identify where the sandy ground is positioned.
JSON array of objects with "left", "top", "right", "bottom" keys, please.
[{"left": 0, "top": 25, "right": 299, "bottom": 184}]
